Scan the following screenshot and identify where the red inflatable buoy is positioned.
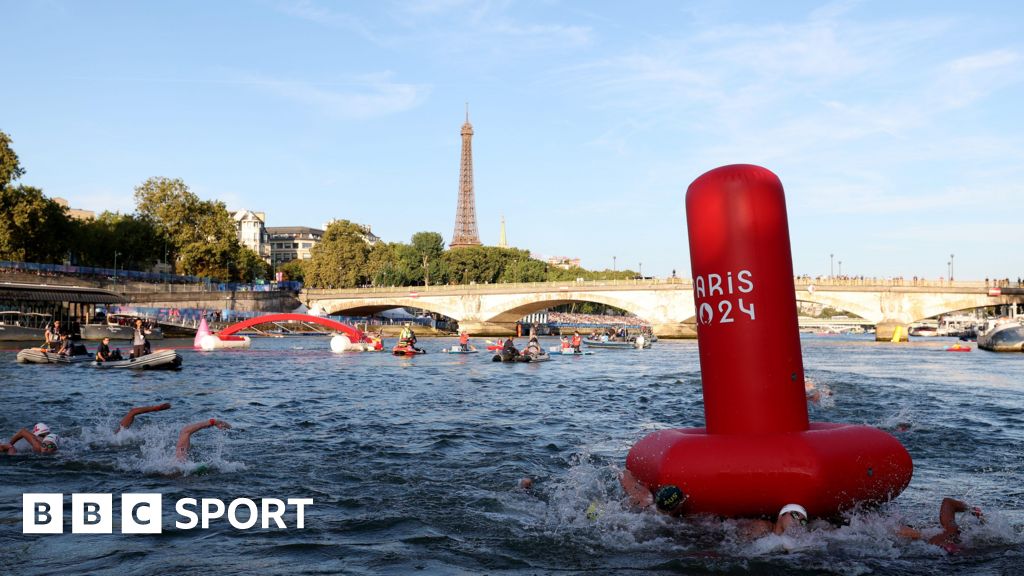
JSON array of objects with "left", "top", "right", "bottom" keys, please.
[{"left": 626, "top": 165, "right": 913, "bottom": 518}]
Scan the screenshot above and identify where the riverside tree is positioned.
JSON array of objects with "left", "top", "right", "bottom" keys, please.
[
  {"left": 304, "top": 219, "right": 371, "bottom": 288},
  {"left": 133, "top": 176, "right": 258, "bottom": 280},
  {"left": 0, "top": 130, "right": 75, "bottom": 262}
]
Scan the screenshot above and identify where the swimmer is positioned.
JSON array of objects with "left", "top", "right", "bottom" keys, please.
[
  {"left": 737, "top": 504, "right": 809, "bottom": 539},
  {"left": 176, "top": 418, "right": 231, "bottom": 461},
  {"left": 116, "top": 402, "right": 172, "bottom": 433},
  {"left": 898, "top": 497, "right": 983, "bottom": 553},
  {"left": 619, "top": 469, "right": 688, "bottom": 515},
  {"left": 518, "top": 477, "right": 534, "bottom": 490},
  {"left": 2, "top": 423, "right": 59, "bottom": 455}
]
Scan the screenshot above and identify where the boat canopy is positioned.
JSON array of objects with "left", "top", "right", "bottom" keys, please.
[{"left": 0, "top": 282, "right": 124, "bottom": 304}]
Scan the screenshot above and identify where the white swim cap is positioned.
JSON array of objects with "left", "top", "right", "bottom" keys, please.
[
  {"left": 41, "top": 434, "right": 58, "bottom": 448},
  {"left": 779, "top": 503, "right": 807, "bottom": 519},
  {"left": 33, "top": 423, "right": 50, "bottom": 437}
]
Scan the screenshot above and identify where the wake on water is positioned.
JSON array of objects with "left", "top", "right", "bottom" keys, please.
[{"left": 68, "top": 419, "right": 247, "bottom": 476}]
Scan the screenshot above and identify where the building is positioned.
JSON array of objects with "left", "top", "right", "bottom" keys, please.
[
  {"left": 53, "top": 197, "right": 95, "bottom": 221},
  {"left": 232, "top": 210, "right": 270, "bottom": 262},
  {"left": 266, "top": 226, "right": 324, "bottom": 266},
  {"left": 547, "top": 256, "right": 581, "bottom": 270}
]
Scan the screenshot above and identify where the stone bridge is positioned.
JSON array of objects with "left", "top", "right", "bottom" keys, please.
[{"left": 304, "top": 279, "right": 1024, "bottom": 339}]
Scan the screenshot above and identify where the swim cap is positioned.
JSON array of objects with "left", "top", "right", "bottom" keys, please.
[
  {"left": 33, "top": 423, "right": 50, "bottom": 437},
  {"left": 41, "top": 434, "right": 58, "bottom": 449},
  {"left": 778, "top": 503, "right": 808, "bottom": 519},
  {"left": 655, "top": 485, "right": 686, "bottom": 512}
]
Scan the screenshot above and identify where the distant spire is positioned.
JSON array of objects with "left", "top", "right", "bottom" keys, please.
[
  {"left": 465, "top": 102, "right": 469, "bottom": 123},
  {"left": 499, "top": 215, "right": 508, "bottom": 247}
]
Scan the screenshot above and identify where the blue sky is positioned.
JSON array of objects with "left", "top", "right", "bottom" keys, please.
[{"left": 3, "top": 0, "right": 1023, "bottom": 280}]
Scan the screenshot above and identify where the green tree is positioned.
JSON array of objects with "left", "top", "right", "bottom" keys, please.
[
  {"left": 277, "top": 259, "right": 306, "bottom": 284},
  {"left": 409, "top": 231, "right": 446, "bottom": 286},
  {"left": 0, "top": 131, "right": 26, "bottom": 190},
  {"left": 0, "top": 185, "right": 74, "bottom": 262},
  {"left": 72, "top": 211, "right": 164, "bottom": 269},
  {"left": 304, "top": 220, "right": 371, "bottom": 288},
  {"left": 235, "top": 246, "right": 272, "bottom": 283},
  {"left": 133, "top": 177, "right": 240, "bottom": 278}
]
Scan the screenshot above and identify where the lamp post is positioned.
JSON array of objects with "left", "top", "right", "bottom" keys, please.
[
  {"left": 613, "top": 256, "right": 616, "bottom": 272},
  {"left": 950, "top": 253, "right": 954, "bottom": 282},
  {"left": 114, "top": 251, "right": 121, "bottom": 284},
  {"left": 830, "top": 253, "right": 834, "bottom": 278},
  {"left": 639, "top": 262, "right": 643, "bottom": 279},
  {"left": 838, "top": 260, "right": 842, "bottom": 276}
]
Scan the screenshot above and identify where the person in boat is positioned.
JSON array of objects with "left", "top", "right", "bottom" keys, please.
[
  {"left": 502, "top": 336, "right": 520, "bottom": 358},
  {"left": 95, "top": 337, "right": 123, "bottom": 362},
  {"left": 176, "top": 418, "right": 231, "bottom": 462},
  {"left": 130, "top": 317, "right": 150, "bottom": 359},
  {"left": 525, "top": 335, "right": 542, "bottom": 356},
  {"left": 2, "top": 423, "right": 59, "bottom": 456},
  {"left": 571, "top": 331, "right": 582, "bottom": 352},
  {"left": 560, "top": 336, "right": 571, "bottom": 350},
  {"left": 115, "top": 403, "right": 172, "bottom": 433},
  {"left": 459, "top": 330, "right": 471, "bottom": 352},
  {"left": 55, "top": 333, "right": 73, "bottom": 356},
  {"left": 44, "top": 319, "right": 64, "bottom": 350},
  {"left": 399, "top": 325, "right": 422, "bottom": 352}
]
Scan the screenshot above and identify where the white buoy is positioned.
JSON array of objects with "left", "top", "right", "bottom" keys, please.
[
  {"left": 330, "top": 334, "right": 352, "bottom": 353},
  {"left": 199, "top": 334, "right": 251, "bottom": 351}
]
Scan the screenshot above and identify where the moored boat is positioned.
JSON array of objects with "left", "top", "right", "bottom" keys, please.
[
  {"left": 0, "top": 312, "right": 52, "bottom": 341},
  {"left": 584, "top": 336, "right": 651, "bottom": 349},
  {"left": 92, "top": 349, "right": 183, "bottom": 370},
  {"left": 977, "top": 319, "right": 1024, "bottom": 352}
]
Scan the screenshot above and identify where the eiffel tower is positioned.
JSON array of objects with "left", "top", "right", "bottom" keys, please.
[{"left": 450, "top": 105, "right": 482, "bottom": 249}]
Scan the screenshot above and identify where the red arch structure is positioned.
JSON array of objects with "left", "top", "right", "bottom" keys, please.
[{"left": 218, "top": 314, "right": 367, "bottom": 341}]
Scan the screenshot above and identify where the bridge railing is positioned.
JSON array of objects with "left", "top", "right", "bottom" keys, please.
[{"left": 305, "top": 276, "right": 1000, "bottom": 296}]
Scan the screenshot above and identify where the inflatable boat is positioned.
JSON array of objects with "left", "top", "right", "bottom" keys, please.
[
  {"left": 92, "top": 349, "right": 183, "bottom": 370},
  {"left": 16, "top": 346, "right": 94, "bottom": 364},
  {"left": 444, "top": 347, "right": 479, "bottom": 354}
]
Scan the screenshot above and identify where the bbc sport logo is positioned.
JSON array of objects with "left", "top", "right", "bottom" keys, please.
[{"left": 23, "top": 493, "right": 313, "bottom": 534}]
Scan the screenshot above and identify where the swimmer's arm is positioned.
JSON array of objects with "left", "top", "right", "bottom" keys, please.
[
  {"left": 116, "top": 402, "right": 172, "bottom": 433},
  {"left": 737, "top": 519, "right": 774, "bottom": 540},
  {"left": 937, "top": 498, "right": 968, "bottom": 534},
  {"left": 175, "top": 419, "right": 230, "bottom": 461},
  {"left": 10, "top": 429, "right": 43, "bottom": 453},
  {"left": 620, "top": 469, "right": 654, "bottom": 509},
  {"left": 1, "top": 442, "right": 15, "bottom": 455}
]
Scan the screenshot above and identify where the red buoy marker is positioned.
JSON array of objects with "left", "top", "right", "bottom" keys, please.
[{"left": 626, "top": 165, "right": 912, "bottom": 518}]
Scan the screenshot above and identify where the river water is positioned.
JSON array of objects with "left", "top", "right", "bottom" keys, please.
[{"left": 1, "top": 335, "right": 1022, "bottom": 575}]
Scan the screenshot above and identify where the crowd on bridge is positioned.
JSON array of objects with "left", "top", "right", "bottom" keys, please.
[{"left": 547, "top": 311, "right": 650, "bottom": 328}]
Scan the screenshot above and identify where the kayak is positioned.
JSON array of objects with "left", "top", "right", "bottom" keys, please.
[
  {"left": 444, "top": 347, "right": 479, "bottom": 354},
  {"left": 393, "top": 345, "right": 426, "bottom": 356},
  {"left": 16, "top": 347, "right": 94, "bottom": 364},
  {"left": 560, "top": 349, "right": 594, "bottom": 355},
  {"left": 92, "top": 349, "right": 183, "bottom": 370},
  {"left": 492, "top": 351, "right": 531, "bottom": 363},
  {"left": 945, "top": 345, "right": 971, "bottom": 352}
]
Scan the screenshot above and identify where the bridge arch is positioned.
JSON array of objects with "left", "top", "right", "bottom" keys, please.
[
  {"left": 315, "top": 298, "right": 461, "bottom": 322},
  {"left": 482, "top": 294, "right": 657, "bottom": 324},
  {"left": 219, "top": 313, "right": 366, "bottom": 341}
]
